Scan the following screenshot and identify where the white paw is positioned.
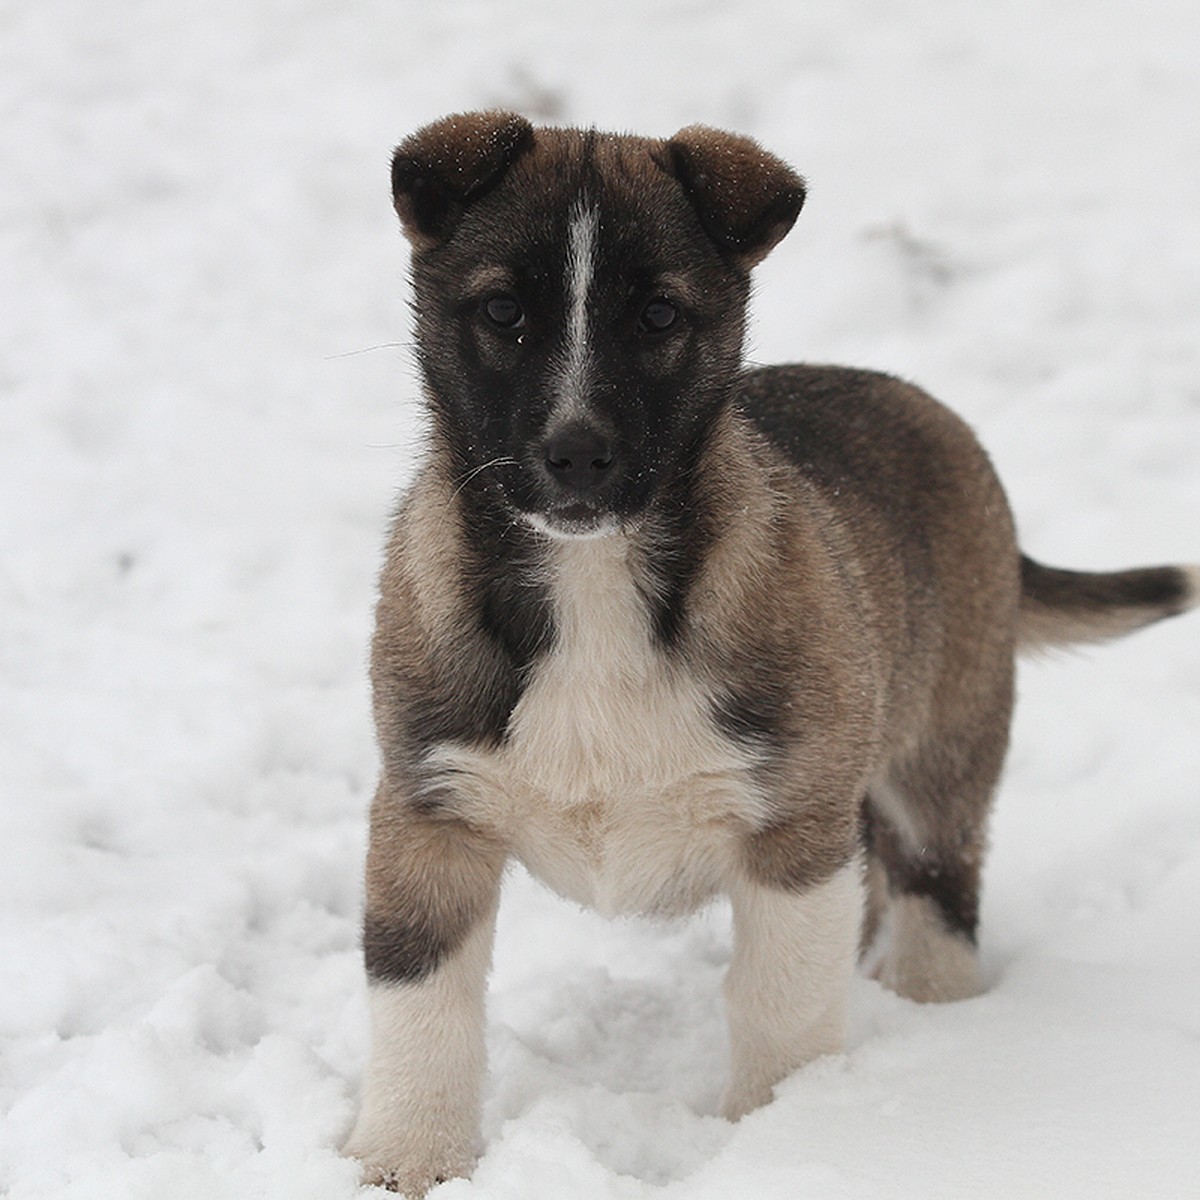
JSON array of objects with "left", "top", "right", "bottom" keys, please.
[
  {"left": 876, "top": 894, "right": 984, "bottom": 1003},
  {"left": 343, "top": 1132, "right": 471, "bottom": 1196}
]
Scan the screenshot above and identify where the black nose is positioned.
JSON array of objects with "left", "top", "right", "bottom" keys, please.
[{"left": 544, "top": 424, "right": 615, "bottom": 494}]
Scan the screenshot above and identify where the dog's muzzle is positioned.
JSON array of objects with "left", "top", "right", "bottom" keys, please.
[{"left": 519, "top": 420, "right": 620, "bottom": 538}]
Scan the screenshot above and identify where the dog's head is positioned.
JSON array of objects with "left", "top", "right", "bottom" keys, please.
[{"left": 392, "top": 111, "right": 805, "bottom": 538}]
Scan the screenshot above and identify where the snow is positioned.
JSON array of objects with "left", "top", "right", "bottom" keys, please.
[{"left": 2, "top": 1, "right": 1198, "bottom": 1196}]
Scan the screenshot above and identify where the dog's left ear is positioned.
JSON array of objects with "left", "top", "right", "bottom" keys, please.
[
  {"left": 664, "top": 126, "right": 806, "bottom": 268},
  {"left": 391, "top": 110, "right": 535, "bottom": 249}
]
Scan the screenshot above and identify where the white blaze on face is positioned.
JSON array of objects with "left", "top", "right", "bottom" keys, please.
[{"left": 557, "top": 201, "right": 600, "bottom": 419}]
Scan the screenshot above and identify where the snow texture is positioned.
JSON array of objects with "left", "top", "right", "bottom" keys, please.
[{"left": 2, "top": 2, "right": 1198, "bottom": 1197}]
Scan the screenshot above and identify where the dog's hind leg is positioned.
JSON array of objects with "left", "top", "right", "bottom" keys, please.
[
  {"left": 865, "top": 728, "right": 1009, "bottom": 1002},
  {"left": 865, "top": 802, "right": 985, "bottom": 1003},
  {"left": 863, "top": 637, "right": 1015, "bottom": 1004}
]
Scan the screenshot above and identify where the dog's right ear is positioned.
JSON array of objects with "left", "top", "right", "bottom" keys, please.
[{"left": 391, "top": 111, "right": 535, "bottom": 249}]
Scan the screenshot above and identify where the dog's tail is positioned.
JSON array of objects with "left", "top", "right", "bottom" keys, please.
[{"left": 1018, "top": 555, "right": 1200, "bottom": 651}]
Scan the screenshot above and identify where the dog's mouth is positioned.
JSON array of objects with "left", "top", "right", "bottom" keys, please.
[{"left": 524, "top": 502, "right": 621, "bottom": 541}]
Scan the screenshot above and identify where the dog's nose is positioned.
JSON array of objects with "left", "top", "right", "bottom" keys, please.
[{"left": 544, "top": 425, "right": 615, "bottom": 494}]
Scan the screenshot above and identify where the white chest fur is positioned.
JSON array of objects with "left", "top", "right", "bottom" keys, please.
[{"left": 424, "top": 537, "right": 766, "bottom": 917}]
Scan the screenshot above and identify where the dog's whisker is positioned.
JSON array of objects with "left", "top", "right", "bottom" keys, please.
[
  {"left": 324, "top": 342, "right": 408, "bottom": 360},
  {"left": 449, "top": 456, "right": 520, "bottom": 498}
]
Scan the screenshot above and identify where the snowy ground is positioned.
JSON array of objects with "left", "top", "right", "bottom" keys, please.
[{"left": 2, "top": 1, "right": 1199, "bottom": 1197}]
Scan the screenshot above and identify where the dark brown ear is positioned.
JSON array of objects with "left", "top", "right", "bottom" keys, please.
[
  {"left": 665, "top": 126, "right": 805, "bottom": 268},
  {"left": 391, "top": 111, "right": 535, "bottom": 249}
]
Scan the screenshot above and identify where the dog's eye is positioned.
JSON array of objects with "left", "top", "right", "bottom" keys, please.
[
  {"left": 638, "top": 298, "right": 678, "bottom": 335},
  {"left": 482, "top": 293, "right": 525, "bottom": 330}
]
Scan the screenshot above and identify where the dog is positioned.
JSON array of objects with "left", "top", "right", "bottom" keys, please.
[{"left": 343, "top": 110, "right": 1198, "bottom": 1194}]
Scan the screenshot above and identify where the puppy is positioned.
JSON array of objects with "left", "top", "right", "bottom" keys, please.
[{"left": 343, "top": 111, "right": 1198, "bottom": 1193}]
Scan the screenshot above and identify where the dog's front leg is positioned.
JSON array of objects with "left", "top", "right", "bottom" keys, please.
[
  {"left": 344, "top": 787, "right": 506, "bottom": 1195},
  {"left": 722, "top": 859, "right": 864, "bottom": 1120}
]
